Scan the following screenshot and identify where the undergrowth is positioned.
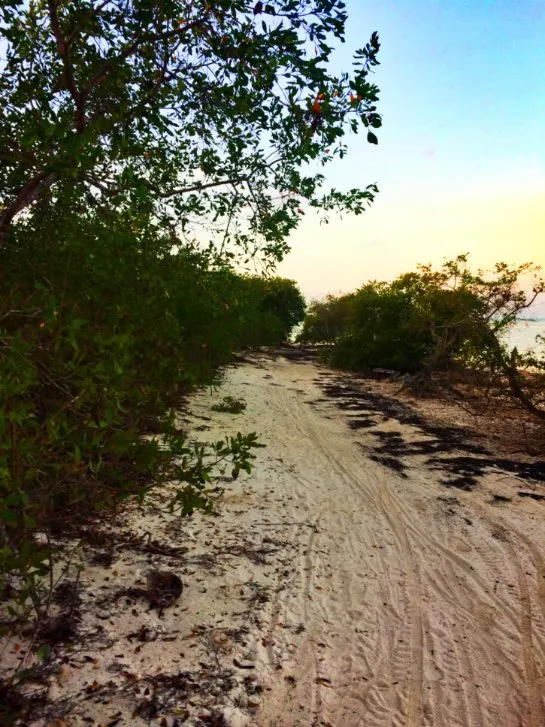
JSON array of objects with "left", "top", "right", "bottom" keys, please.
[
  {"left": 211, "top": 396, "right": 248, "bottom": 414},
  {"left": 0, "top": 207, "right": 304, "bottom": 623}
]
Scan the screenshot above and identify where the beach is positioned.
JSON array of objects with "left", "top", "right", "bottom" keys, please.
[{"left": 3, "top": 348, "right": 545, "bottom": 726}]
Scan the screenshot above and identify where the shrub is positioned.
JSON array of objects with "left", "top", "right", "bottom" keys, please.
[
  {"left": 257, "top": 278, "right": 307, "bottom": 341},
  {"left": 0, "top": 0, "right": 381, "bottom": 622},
  {"left": 0, "top": 205, "right": 293, "bottom": 617},
  {"left": 300, "top": 255, "right": 545, "bottom": 419},
  {"left": 211, "top": 397, "right": 248, "bottom": 414},
  {"left": 298, "top": 294, "right": 355, "bottom": 344},
  {"left": 330, "top": 283, "right": 433, "bottom": 372}
]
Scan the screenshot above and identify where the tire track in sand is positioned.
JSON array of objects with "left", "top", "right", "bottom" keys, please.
[
  {"left": 476, "top": 511, "right": 545, "bottom": 727},
  {"left": 281, "top": 380, "right": 426, "bottom": 727},
  {"left": 232, "top": 355, "right": 545, "bottom": 727},
  {"left": 377, "top": 482, "right": 424, "bottom": 727},
  {"left": 501, "top": 538, "right": 544, "bottom": 727}
]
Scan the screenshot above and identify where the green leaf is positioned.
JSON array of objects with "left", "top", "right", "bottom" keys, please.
[{"left": 367, "top": 131, "right": 378, "bottom": 145}]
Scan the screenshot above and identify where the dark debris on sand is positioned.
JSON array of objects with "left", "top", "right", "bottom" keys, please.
[{"left": 314, "top": 371, "right": 545, "bottom": 492}]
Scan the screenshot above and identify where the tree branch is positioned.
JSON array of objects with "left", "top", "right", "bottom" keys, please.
[
  {"left": 83, "top": 172, "right": 250, "bottom": 198},
  {"left": 65, "top": 0, "right": 114, "bottom": 45},
  {"left": 47, "top": 0, "right": 86, "bottom": 132},
  {"left": 84, "top": 17, "right": 209, "bottom": 95},
  {"left": 0, "top": 172, "right": 56, "bottom": 244}
]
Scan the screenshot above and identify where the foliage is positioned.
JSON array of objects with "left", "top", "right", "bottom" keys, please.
[
  {"left": 0, "top": 0, "right": 380, "bottom": 621},
  {"left": 298, "top": 293, "right": 355, "bottom": 343},
  {"left": 254, "top": 276, "right": 306, "bottom": 340},
  {"left": 0, "top": 204, "right": 296, "bottom": 619},
  {"left": 329, "top": 282, "right": 437, "bottom": 372},
  {"left": 299, "top": 282, "right": 442, "bottom": 371},
  {"left": 0, "top": 0, "right": 381, "bottom": 260},
  {"left": 158, "top": 429, "right": 260, "bottom": 517},
  {"left": 230, "top": 275, "right": 306, "bottom": 343},
  {"left": 300, "top": 255, "right": 545, "bottom": 417},
  {"left": 211, "top": 396, "right": 248, "bottom": 414}
]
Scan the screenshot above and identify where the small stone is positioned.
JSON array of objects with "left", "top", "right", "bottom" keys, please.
[
  {"left": 146, "top": 570, "right": 183, "bottom": 608},
  {"left": 56, "top": 664, "right": 71, "bottom": 683},
  {"left": 172, "top": 707, "right": 190, "bottom": 719}
]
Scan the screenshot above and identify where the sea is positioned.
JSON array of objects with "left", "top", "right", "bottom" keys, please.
[
  {"left": 293, "top": 318, "right": 545, "bottom": 353},
  {"left": 503, "top": 319, "right": 545, "bottom": 354}
]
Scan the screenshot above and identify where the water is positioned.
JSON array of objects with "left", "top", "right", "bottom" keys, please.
[
  {"left": 503, "top": 319, "right": 545, "bottom": 354},
  {"left": 294, "top": 316, "right": 545, "bottom": 354}
]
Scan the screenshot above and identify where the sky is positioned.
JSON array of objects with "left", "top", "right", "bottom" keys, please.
[{"left": 277, "top": 0, "right": 545, "bottom": 309}]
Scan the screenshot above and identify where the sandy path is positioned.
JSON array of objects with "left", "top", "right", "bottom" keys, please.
[
  {"left": 4, "top": 350, "right": 545, "bottom": 727},
  {"left": 207, "top": 351, "right": 545, "bottom": 727}
]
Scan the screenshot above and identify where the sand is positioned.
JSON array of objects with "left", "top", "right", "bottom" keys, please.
[{"left": 2, "top": 349, "right": 545, "bottom": 726}]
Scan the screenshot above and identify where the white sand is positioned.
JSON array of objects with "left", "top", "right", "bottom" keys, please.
[{"left": 3, "top": 350, "right": 545, "bottom": 726}]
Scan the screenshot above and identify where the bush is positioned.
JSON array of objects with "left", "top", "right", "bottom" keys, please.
[
  {"left": 211, "top": 397, "right": 248, "bottom": 414},
  {"left": 0, "top": 0, "right": 377, "bottom": 623},
  {"left": 256, "top": 277, "right": 307, "bottom": 341},
  {"left": 298, "top": 294, "right": 355, "bottom": 344},
  {"left": 300, "top": 255, "right": 545, "bottom": 419},
  {"left": 330, "top": 283, "right": 434, "bottom": 372},
  {"left": 0, "top": 204, "right": 302, "bottom": 616}
]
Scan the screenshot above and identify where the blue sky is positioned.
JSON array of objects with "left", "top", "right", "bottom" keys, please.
[
  {"left": 340, "top": 0, "right": 545, "bottom": 198},
  {"left": 278, "top": 0, "right": 545, "bottom": 303}
]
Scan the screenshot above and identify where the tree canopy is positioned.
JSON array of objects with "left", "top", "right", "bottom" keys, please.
[
  {"left": 1, "top": 0, "right": 381, "bottom": 259},
  {"left": 3, "top": 0, "right": 376, "bottom": 623}
]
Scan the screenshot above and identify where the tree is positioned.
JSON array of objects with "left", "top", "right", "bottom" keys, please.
[
  {"left": 0, "top": 0, "right": 381, "bottom": 259},
  {"left": 301, "top": 255, "right": 545, "bottom": 419},
  {"left": 0, "top": 1, "right": 383, "bottom": 622},
  {"left": 327, "top": 282, "right": 436, "bottom": 373},
  {"left": 298, "top": 292, "right": 355, "bottom": 343},
  {"left": 257, "top": 276, "right": 306, "bottom": 339}
]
